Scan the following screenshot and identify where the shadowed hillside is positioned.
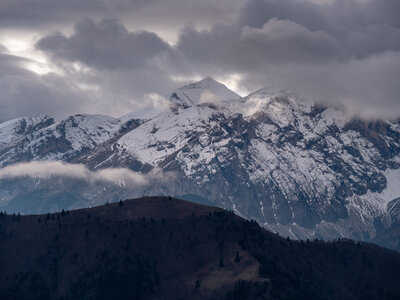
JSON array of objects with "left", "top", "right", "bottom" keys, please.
[{"left": 0, "top": 196, "right": 399, "bottom": 299}]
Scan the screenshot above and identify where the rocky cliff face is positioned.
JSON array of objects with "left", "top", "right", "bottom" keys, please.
[{"left": 1, "top": 78, "right": 400, "bottom": 249}]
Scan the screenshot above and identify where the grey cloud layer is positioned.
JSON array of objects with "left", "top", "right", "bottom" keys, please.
[
  {"left": 37, "top": 19, "right": 171, "bottom": 70},
  {"left": 1, "top": 0, "right": 399, "bottom": 120},
  {"left": 0, "top": 0, "right": 243, "bottom": 30},
  {"left": 0, "top": 49, "right": 94, "bottom": 122},
  {"left": 176, "top": 0, "right": 400, "bottom": 117}
]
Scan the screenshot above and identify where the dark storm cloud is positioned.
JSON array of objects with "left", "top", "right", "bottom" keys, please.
[
  {"left": 176, "top": 0, "right": 400, "bottom": 63},
  {"left": 237, "top": 0, "right": 400, "bottom": 58},
  {"left": 36, "top": 19, "right": 171, "bottom": 70},
  {"left": 1, "top": 0, "right": 399, "bottom": 121},
  {"left": 238, "top": 19, "right": 342, "bottom": 62},
  {"left": 173, "top": 0, "right": 400, "bottom": 117},
  {"left": 238, "top": 0, "right": 329, "bottom": 31},
  {"left": 34, "top": 19, "right": 183, "bottom": 118},
  {"left": 177, "top": 18, "right": 343, "bottom": 70},
  {"left": 0, "top": 0, "right": 243, "bottom": 30},
  {"left": 0, "top": 45, "right": 96, "bottom": 121},
  {"left": 0, "top": 0, "right": 147, "bottom": 27}
]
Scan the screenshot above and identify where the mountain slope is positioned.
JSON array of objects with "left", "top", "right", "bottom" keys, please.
[
  {"left": 0, "top": 197, "right": 399, "bottom": 300},
  {"left": 0, "top": 114, "right": 54, "bottom": 147},
  {"left": 0, "top": 113, "right": 142, "bottom": 167},
  {"left": 0, "top": 77, "right": 400, "bottom": 250}
]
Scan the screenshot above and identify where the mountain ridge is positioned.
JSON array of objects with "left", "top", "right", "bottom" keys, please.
[{"left": 1, "top": 77, "right": 400, "bottom": 251}]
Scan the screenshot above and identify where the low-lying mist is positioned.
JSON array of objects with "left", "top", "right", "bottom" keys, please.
[{"left": 0, "top": 161, "right": 163, "bottom": 187}]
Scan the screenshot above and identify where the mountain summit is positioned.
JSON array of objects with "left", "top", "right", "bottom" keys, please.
[{"left": 169, "top": 77, "right": 241, "bottom": 109}]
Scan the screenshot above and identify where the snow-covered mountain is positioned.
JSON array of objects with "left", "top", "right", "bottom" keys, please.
[{"left": 1, "top": 77, "right": 400, "bottom": 250}]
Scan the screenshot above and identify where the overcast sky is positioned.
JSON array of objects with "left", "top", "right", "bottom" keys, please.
[{"left": 0, "top": 0, "right": 399, "bottom": 121}]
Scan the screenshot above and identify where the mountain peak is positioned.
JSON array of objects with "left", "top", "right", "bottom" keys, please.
[
  {"left": 200, "top": 75, "right": 214, "bottom": 81},
  {"left": 197, "top": 76, "right": 218, "bottom": 84},
  {"left": 169, "top": 77, "right": 241, "bottom": 110},
  {"left": 187, "top": 76, "right": 231, "bottom": 91}
]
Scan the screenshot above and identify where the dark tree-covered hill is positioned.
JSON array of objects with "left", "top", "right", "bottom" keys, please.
[{"left": 0, "top": 196, "right": 399, "bottom": 299}]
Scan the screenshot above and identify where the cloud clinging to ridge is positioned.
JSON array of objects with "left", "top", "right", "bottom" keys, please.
[{"left": 0, "top": 161, "right": 151, "bottom": 186}]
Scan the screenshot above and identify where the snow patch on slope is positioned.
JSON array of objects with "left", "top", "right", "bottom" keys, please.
[
  {"left": 0, "top": 114, "right": 53, "bottom": 146},
  {"left": 118, "top": 106, "right": 217, "bottom": 165},
  {"left": 381, "top": 167, "right": 400, "bottom": 203},
  {"left": 62, "top": 114, "right": 122, "bottom": 152}
]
